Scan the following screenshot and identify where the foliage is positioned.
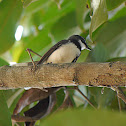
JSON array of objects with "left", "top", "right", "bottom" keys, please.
[{"left": 0, "top": 0, "right": 126, "bottom": 126}]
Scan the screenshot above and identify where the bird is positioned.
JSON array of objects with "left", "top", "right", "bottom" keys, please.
[
  {"left": 16, "top": 35, "right": 91, "bottom": 67},
  {"left": 36, "top": 35, "right": 91, "bottom": 65}
]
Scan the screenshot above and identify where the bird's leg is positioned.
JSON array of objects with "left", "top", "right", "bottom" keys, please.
[
  {"left": 26, "top": 48, "right": 42, "bottom": 69},
  {"left": 26, "top": 48, "right": 42, "bottom": 58}
]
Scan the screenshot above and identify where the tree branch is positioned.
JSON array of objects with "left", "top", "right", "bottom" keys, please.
[{"left": 0, "top": 61, "right": 126, "bottom": 90}]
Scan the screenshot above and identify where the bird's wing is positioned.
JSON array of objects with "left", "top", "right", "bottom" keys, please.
[{"left": 37, "top": 40, "right": 68, "bottom": 64}]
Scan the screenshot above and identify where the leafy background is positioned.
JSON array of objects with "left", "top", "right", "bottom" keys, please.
[{"left": 0, "top": 0, "right": 126, "bottom": 126}]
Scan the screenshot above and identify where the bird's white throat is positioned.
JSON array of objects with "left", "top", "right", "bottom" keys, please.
[{"left": 78, "top": 40, "right": 86, "bottom": 50}]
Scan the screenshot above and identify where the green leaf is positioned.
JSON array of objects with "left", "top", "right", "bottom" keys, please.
[
  {"left": 40, "top": 1, "right": 75, "bottom": 28},
  {"left": 75, "top": 0, "right": 89, "bottom": 30},
  {"left": 41, "top": 109, "right": 126, "bottom": 126},
  {"left": 51, "top": 11, "right": 81, "bottom": 42},
  {"left": 0, "top": 0, "right": 23, "bottom": 54},
  {"left": 87, "top": 43, "right": 109, "bottom": 62},
  {"left": 0, "top": 91, "right": 12, "bottom": 126},
  {"left": 93, "top": 16, "right": 126, "bottom": 57},
  {"left": 11, "top": 41, "right": 24, "bottom": 62},
  {"left": 24, "top": 0, "right": 75, "bottom": 25},
  {"left": 106, "top": 0, "right": 125, "bottom": 10},
  {"left": 77, "top": 50, "right": 90, "bottom": 62},
  {"left": 21, "top": 0, "right": 76, "bottom": 38},
  {"left": 89, "top": 87, "right": 117, "bottom": 109},
  {"left": 0, "top": 58, "right": 9, "bottom": 66},
  {"left": 53, "top": 89, "right": 65, "bottom": 110},
  {"left": 89, "top": 0, "right": 108, "bottom": 39},
  {"left": 111, "top": 7, "right": 126, "bottom": 21},
  {"left": 3, "top": 89, "right": 24, "bottom": 114}
]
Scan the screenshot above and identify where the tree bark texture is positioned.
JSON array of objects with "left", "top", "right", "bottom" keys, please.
[{"left": 0, "top": 61, "right": 126, "bottom": 90}]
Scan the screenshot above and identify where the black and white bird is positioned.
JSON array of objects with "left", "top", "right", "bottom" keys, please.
[
  {"left": 15, "top": 35, "right": 91, "bottom": 67},
  {"left": 37, "top": 35, "right": 91, "bottom": 65}
]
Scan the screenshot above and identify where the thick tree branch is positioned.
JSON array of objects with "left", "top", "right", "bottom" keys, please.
[{"left": 0, "top": 61, "right": 126, "bottom": 90}]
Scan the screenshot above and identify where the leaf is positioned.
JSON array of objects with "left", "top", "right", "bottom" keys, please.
[
  {"left": 89, "top": 0, "right": 108, "bottom": 39},
  {"left": 12, "top": 87, "right": 65, "bottom": 125},
  {"left": 0, "top": 0, "right": 23, "bottom": 54},
  {"left": 11, "top": 41, "right": 24, "bottom": 62},
  {"left": 24, "top": 94, "right": 56, "bottom": 126},
  {"left": 13, "top": 88, "right": 60, "bottom": 115},
  {"left": 86, "top": 42, "right": 110, "bottom": 62},
  {"left": 74, "top": 86, "right": 87, "bottom": 104},
  {"left": 89, "top": 87, "right": 117, "bottom": 109},
  {"left": 93, "top": 16, "right": 126, "bottom": 57},
  {"left": 24, "top": 0, "right": 75, "bottom": 26},
  {"left": 110, "top": 7, "right": 126, "bottom": 21},
  {"left": 4, "top": 89, "right": 24, "bottom": 114},
  {"left": 75, "top": 0, "right": 89, "bottom": 30},
  {"left": 0, "top": 91, "right": 12, "bottom": 126},
  {"left": 41, "top": 109, "right": 126, "bottom": 126},
  {"left": 78, "top": 49, "right": 90, "bottom": 62},
  {"left": 0, "top": 58, "right": 9, "bottom": 66},
  {"left": 106, "top": 0, "right": 125, "bottom": 11},
  {"left": 58, "top": 90, "right": 73, "bottom": 110},
  {"left": 54, "top": 89, "right": 65, "bottom": 110},
  {"left": 51, "top": 11, "right": 81, "bottom": 42}
]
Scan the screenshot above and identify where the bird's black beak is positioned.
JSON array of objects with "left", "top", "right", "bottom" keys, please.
[{"left": 86, "top": 46, "right": 91, "bottom": 51}]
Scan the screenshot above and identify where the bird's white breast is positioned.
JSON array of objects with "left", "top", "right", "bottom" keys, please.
[{"left": 46, "top": 43, "right": 80, "bottom": 63}]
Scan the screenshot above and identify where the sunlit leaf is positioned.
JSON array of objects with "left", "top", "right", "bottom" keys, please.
[
  {"left": 89, "top": 0, "right": 108, "bottom": 39},
  {"left": 0, "top": 58, "right": 9, "bottom": 66},
  {"left": 110, "top": 7, "right": 126, "bottom": 21},
  {"left": 106, "top": 0, "right": 125, "bottom": 10},
  {"left": 3, "top": 89, "right": 24, "bottom": 114},
  {"left": 11, "top": 41, "right": 24, "bottom": 62}
]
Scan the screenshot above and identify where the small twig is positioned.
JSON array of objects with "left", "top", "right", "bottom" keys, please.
[
  {"left": 68, "top": 86, "right": 97, "bottom": 110},
  {"left": 117, "top": 96, "right": 121, "bottom": 112},
  {"left": 101, "top": 87, "right": 104, "bottom": 94},
  {"left": 26, "top": 48, "right": 42, "bottom": 58},
  {"left": 111, "top": 86, "right": 126, "bottom": 104}
]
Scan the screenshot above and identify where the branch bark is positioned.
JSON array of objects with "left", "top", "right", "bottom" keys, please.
[{"left": 0, "top": 61, "right": 126, "bottom": 90}]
